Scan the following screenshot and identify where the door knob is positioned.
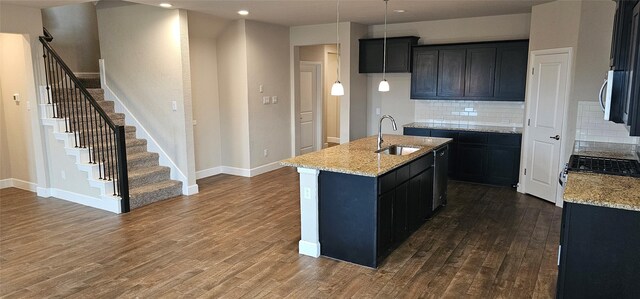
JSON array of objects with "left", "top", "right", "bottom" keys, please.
[{"left": 550, "top": 135, "right": 560, "bottom": 140}]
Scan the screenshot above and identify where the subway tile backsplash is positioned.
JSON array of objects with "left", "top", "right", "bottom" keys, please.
[
  {"left": 576, "top": 101, "right": 639, "bottom": 144},
  {"left": 415, "top": 100, "right": 525, "bottom": 127}
]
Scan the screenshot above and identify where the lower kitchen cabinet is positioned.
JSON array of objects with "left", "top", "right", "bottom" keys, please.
[
  {"left": 557, "top": 202, "right": 640, "bottom": 298},
  {"left": 404, "top": 127, "right": 521, "bottom": 186},
  {"left": 319, "top": 149, "right": 445, "bottom": 268}
]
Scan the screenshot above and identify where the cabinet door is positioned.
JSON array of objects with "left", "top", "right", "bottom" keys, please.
[
  {"left": 457, "top": 143, "right": 488, "bottom": 183},
  {"left": 393, "top": 181, "right": 409, "bottom": 241},
  {"left": 465, "top": 47, "right": 496, "bottom": 98},
  {"left": 377, "top": 191, "right": 394, "bottom": 258},
  {"left": 386, "top": 39, "right": 412, "bottom": 72},
  {"left": 359, "top": 39, "right": 384, "bottom": 73},
  {"left": 486, "top": 146, "right": 520, "bottom": 186},
  {"left": 437, "top": 49, "right": 466, "bottom": 97},
  {"left": 407, "top": 175, "right": 423, "bottom": 231},
  {"left": 421, "top": 168, "right": 434, "bottom": 220},
  {"left": 494, "top": 45, "right": 528, "bottom": 100},
  {"left": 411, "top": 48, "right": 439, "bottom": 98}
]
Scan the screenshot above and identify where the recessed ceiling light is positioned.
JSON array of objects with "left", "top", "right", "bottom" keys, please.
[
  {"left": 237, "top": 10, "right": 249, "bottom": 16},
  {"left": 159, "top": 3, "right": 172, "bottom": 8},
  {"left": 394, "top": 9, "right": 406, "bottom": 13}
]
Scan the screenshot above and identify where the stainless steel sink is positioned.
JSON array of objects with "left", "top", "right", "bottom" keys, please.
[{"left": 376, "top": 145, "right": 421, "bottom": 156}]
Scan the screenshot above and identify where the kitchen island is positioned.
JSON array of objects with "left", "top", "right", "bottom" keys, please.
[{"left": 281, "top": 135, "right": 452, "bottom": 267}]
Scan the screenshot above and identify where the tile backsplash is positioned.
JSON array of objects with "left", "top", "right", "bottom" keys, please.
[
  {"left": 576, "top": 101, "right": 639, "bottom": 144},
  {"left": 415, "top": 100, "right": 525, "bottom": 127}
]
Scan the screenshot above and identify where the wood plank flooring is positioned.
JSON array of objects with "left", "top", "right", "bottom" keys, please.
[{"left": 0, "top": 167, "right": 561, "bottom": 298}]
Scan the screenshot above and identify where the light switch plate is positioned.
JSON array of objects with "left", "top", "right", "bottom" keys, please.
[
  {"left": 263, "top": 96, "right": 270, "bottom": 104},
  {"left": 271, "top": 96, "right": 278, "bottom": 104}
]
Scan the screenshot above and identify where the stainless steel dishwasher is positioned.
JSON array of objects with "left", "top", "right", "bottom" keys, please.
[{"left": 433, "top": 145, "right": 449, "bottom": 211}]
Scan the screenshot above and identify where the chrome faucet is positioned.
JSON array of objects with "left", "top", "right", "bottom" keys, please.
[{"left": 378, "top": 115, "right": 397, "bottom": 150}]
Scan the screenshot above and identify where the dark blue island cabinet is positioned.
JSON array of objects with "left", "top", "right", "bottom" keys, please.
[
  {"left": 318, "top": 151, "right": 445, "bottom": 268},
  {"left": 556, "top": 202, "right": 640, "bottom": 298}
]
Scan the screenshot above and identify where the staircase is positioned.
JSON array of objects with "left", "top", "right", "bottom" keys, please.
[{"left": 39, "top": 28, "right": 182, "bottom": 212}]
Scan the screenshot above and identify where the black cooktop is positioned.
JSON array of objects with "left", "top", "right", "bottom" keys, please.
[{"left": 568, "top": 155, "right": 640, "bottom": 177}]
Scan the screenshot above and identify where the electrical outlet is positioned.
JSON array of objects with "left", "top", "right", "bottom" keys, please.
[
  {"left": 264, "top": 149, "right": 269, "bottom": 157},
  {"left": 262, "top": 96, "right": 270, "bottom": 104},
  {"left": 271, "top": 96, "right": 278, "bottom": 104},
  {"left": 172, "top": 101, "right": 177, "bottom": 111},
  {"left": 303, "top": 187, "right": 311, "bottom": 199},
  {"left": 259, "top": 84, "right": 264, "bottom": 93},
  {"left": 376, "top": 108, "right": 381, "bottom": 115},
  {"left": 61, "top": 170, "right": 66, "bottom": 180},
  {"left": 192, "top": 120, "right": 197, "bottom": 126}
]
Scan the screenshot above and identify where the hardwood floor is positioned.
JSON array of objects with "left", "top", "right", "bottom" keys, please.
[{"left": 0, "top": 167, "right": 561, "bottom": 298}]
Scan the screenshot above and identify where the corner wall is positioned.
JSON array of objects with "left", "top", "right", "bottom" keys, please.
[
  {"left": 41, "top": 2, "right": 101, "bottom": 73},
  {"left": 217, "top": 20, "right": 250, "bottom": 170},
  {"left": 96, "top": 2, "right": 196, "bottom": 190},
  {"left": 246, "top": 20, "right": 291, "bottom": 169}
]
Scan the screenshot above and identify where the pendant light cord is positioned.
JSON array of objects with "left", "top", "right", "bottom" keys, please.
[
  {"left": 336, "top": 0, "right": 341, "bottom": 82},
  {"left": 382, "top": 0, "right": 388, "bottom": 81}
]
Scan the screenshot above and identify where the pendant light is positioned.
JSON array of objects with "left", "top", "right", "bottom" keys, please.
[
  {"left": 331, "top": 0, "right": 345, "bottom": 96},
  {"left": 378, "top": 0, "right": 390, "bottom": 92}
]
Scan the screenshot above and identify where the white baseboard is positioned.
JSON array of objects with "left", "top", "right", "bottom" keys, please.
[
  {"left": 220, "top": 166, "right": 251, "bottom": 177},
  {"left": 217, "top": 162, "right": 284, "bottom": 178},
  {"left": 186, "top": 184, "right": 199, "bottom": 195},
  {"left": 327, "top": 137, "right": 340, "bottom": 144},
  {"left": 0, "top": 178, "right": 37, "bottom": 192},
  {"left": 46, "top": 188, "right": 121, "bottom": 214},
  {"left": 299, "top": 240, "right": 321, "bottom": 258},
  {"left": 249, "top": 161, "right": 283, "bottom": 177},
  {"left": 0, "top": 179, "right": 12, "bottom": 189},
  {"left": 37, "top": 187, "right": 51, "bottom": 197},
  {"left": 196, "top": 167, "right": 223, "bottom": 179}
]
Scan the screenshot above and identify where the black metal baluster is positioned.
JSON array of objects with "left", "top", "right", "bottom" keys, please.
[
  {"left": 75, "top": 87, "right": 85, "bottom": 148},
  {"left": 51, "top": 58, "right": 61, "bottom": 120},
  {"left": 92, "top": 110, "right": 100, "bottom": 166},
  {"left": 106, "top": 128, "right": 114, "bottom": 181},
  {"left": 98, "top": 118, "right": 106, "bottom": 180},
  {"left": 86, "top": 94, "right": 95, "bottom": 163},
  {"left": 65, "top": 74, "right": 79, "bottom": 148},
  {"left": 42, "top": 45, "right": 51, "bottom": 105}
]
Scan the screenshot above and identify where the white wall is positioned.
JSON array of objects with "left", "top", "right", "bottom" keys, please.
[
  {"left": 246, "top": 20, "right": 291, "bottom": 168},
  {"left": 366, "top": 14, "right": 532, "bottom": 135},
  {"left": 188, "top": 12, "right": 228, "bottom": 176},
  {"left": 0, "top": 4, "right": 49, "bottom": 191},
  {"left": 217, "top": 20, "right": 250, "bottom": 169},
  {"left": 42, "top": 2, "right": 101, "bottom": 73},
  {"left": 0, "top": 34, "right": 38, "bottom": 184},
  {"left": 96, "top": 2, "right": 196, "bottom": 188}
]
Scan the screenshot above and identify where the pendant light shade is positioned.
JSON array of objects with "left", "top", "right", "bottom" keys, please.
[
  {"left": 331, "top": 81, "right": 345, "bottom": 96},
  {"left": 378, "top": 79, "right": 389, "bottom": 92},
  {"left": 331, "top": 0, "right": 344, "bottom": 96},
  {"left": 378, "top": 0, "right": 390, "bottom": 92}
]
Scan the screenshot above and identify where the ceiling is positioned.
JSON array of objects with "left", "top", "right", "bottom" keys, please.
[{"left": 5, "top": 0, "right": 552, "bottom": 26}]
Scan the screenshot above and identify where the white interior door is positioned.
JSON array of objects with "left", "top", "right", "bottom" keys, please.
[
  {"left": 299, "top": 64, "right": 317, "bottom": 154},
  {"left": 524, "top": 51, "right": 570, "bottom": 203}
]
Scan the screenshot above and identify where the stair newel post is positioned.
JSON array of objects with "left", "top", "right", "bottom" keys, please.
[
  {"left": 42, "top": 44, "right": 51, "bottom": 105},
  {"left": 115, "top": 125, "right": 130, "bottom": 212}
]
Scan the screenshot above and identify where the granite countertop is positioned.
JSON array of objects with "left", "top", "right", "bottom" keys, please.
[
  {"left": 404, "top": 122, "right": 523, "bottom": 134},
  {"left": 280, "top": 135, "right": 451, "bottom": 177},
  {"left": 563, "top": 172, "right": 640, "bottom": 212},
  {"left": 573, "top": 140, "right": 638, "bottom": 160}
]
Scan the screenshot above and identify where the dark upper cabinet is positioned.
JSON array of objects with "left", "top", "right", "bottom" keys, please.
[
  {"left": 410, "top": 48, "right": 439, "bottom": 98},
  {"left": 411, "top": 40, "right": 529, "bottom": 101},
  {"left": 437, "top": 49, "right": 467, "bottom": 97},
  {"left": 465, "top": 48, "right": 496, "bottom": 98},
  {"left": 610, "top": 0, "right": 637, "bottom": 70},
  {"left": 626, "top": 1, "right": 640, "bottom": 135},
  {"left": 494, "top": 43, "right": 529, "bottom": 100},
  {"left": 359, "top": 36, "right": 419, "bottom": 73}
]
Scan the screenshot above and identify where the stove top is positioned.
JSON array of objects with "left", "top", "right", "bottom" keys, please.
[{"left": 568, "top": 155, "right": 640, "bottom": 177}]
